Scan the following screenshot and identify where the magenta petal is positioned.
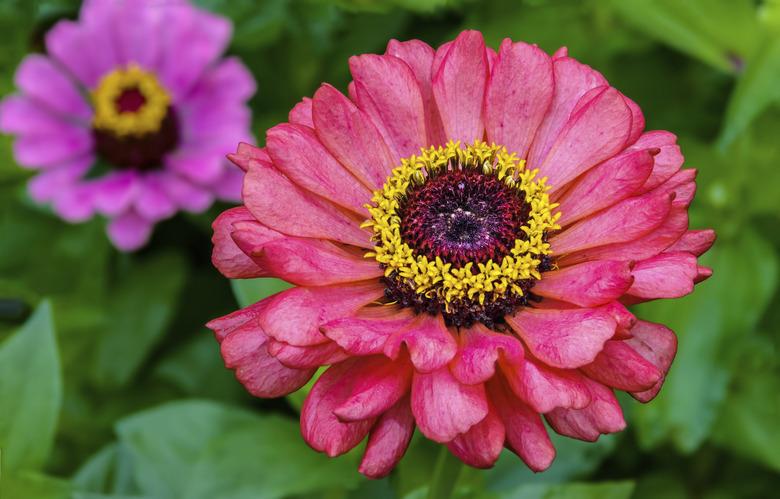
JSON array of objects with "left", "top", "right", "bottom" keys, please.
[
  {"left": 321, "top": 307, "right": 416, "bottom": 356},
  {"left": 334, "top": 355, "right": 412, "bottom": 421},
  {"left": 359, "top": 395, "right": 415, "bottom": 479},
  {"left": 551, "top": 190, "right": 673, "bottom": 255},
  {"left": 505, "top": 307, "right": 617, "bottom": 369},
  {"left": 666, "top": 229, "right": 716, "bottom": 256},
  {"left": 0, "top": 95, "right": 74, "bottom": 135},
  {"left": 447, "top": 403, "right": 505, "bottom": 468},
  {"left": 13, "top": 127, "right": 93, "bottom": 168},
  {"left": 556, "top": 148, "right": 655, "bottom": 226},
  {"left": 502, "top": 356, "right": 591, "bottom": 413},
  {"left": 625, "top": 320, "right": 677, "bottom": 402},
  {"left": 485, "top": 39, "right": 553, "bottom": 159},
  {"left": 259, "top": 282, "right": 385, "bottom": 347},
  {"left": 450, "top": 324, "right": 524, "bottom": 385},
  {"left": 581, "top": 340, "right": 662, "bottom": 392},
  {"left": 106, "top": 210, "right": 153, "bottom": 252},
  {"left": 228, "top": 142, "right": 270, "bottom": 172},
  {"left": 629, "top": 131, "right": 683, "bottom": 192},
  {"left": 537, "top": 86, "right": 633, "bottom": 190},
  {"left": 45, "top": 20, "right": 100, "bottom": 87},
  {"left": 158, "top": 173, "right": 213, "bottom": 213},
  {"left": 267, "top": 123, "right": 372, "bottom": 216},
  {"left": 242, "top": 159, "right": 372, "bottom": 248},
  {"left": 15, "top": 54, "right": 90, "bottom": 121},
  {"left": 27, "top": 156, "right": 92, "bottom": 202},
  {"left": 267, "top": 340, "right": 348, "bottom": 369},
  {"left": 488, "top": 377, "right": 555, "bottom": 472},
  {"left": 289, "top": 97, "right": 314, "bottom": 127},
  {"left": 350, "top": 54, "right": 427, "bottom": 159},
  {"left": 384, "top": 314, "right": 457, "bottom": 372},
  {"left": 546, "top": 378, "right": 626, "bottom": 442},
  {"left": 628, "top": 252, "right": 698, "bottom": 299},
  {"left": 313, "top": 84, "right": 397, "bottom": 189},
  {"left": 211, "top": 207, "right": 266, "bottom": 279},
  {"left": 623, "top": 94, "right": 645, "bottom": 146},
  {"left": 301, "top": 361, "right": 376, "bottom": 457},
  {"left": 534, "top": 260, "right": 634, "bottom": 307},
  {"left": 432, "top": 30, "right": 488, "bottom": 144},
  {"left": 92, "top": 171, "right": 138, "bottom": 217},
  {"left": 411, "top": 366, "right": 488, "bottom": 442},
  {"left": 385, "top": 39, "right": 446, "bottom": 147},
  {"left": 134, "top": 174, "right": 177, "bottom": 221}
]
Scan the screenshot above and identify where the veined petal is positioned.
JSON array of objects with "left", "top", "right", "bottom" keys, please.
[
  {"left": 627, "top": 252, "right": 698, "bottom": 300},
  {"left": 359, "top": 396, "right": 415, "bottom": 479},
  {"left": 625, "top": 320, "right": 677, "bottom": 402},
  {"left": 447, "top": 402, "right": 505, "bottom": 468},
  {"left": 581, "top": 340, "right": 662, "bottom": 392},
  {"left": 501, "top": 355, "right": 591, "bottom": 413},
  {"left": 211, "top": 206, "right": 266, "bottom": 279},
  {"left": 384, "top": 314, "right": 458, "bottom": 372},
  {"left": 334, "top": 355, "right": 412, "bottom": 422},
  {"left": 450, "top": 324, "right": 524, "bottom": 385},
  {"left": 534, "top": 260, "right": 634, "bottom": 307},
  {"left": 545, "top": 378, "right": 626, "bottom": 442}
]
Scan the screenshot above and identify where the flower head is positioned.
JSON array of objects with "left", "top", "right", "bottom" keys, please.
[
  {"left": 0, "top": 0, "right": 256, "bottom": 250},
  {"left": 208, "top": 31, "right": 714, "bottom": 478}
]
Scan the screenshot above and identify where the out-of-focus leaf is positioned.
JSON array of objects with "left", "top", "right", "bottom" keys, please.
[
  {"left": 717, "top": 35, "right": 780, "bottom": 147},
  {"left": 609, "top": 0, "right": 758, "bottom": 72},
  {"left": 0, "top": 470, "right": 71, "bottom": 499},
  {"left": 330, "top": 0, "right": 454, "bottom": 13},
  {"left": 498, "top": 480, "right": 635, "bottom": 499},
  {"left": 115, "top": 400, "right": 361, "bottom": 499},
  {"left": 92, "top": 253, "right": 186, "bottom": 388},
  {"left": 72, "top": 443, "right": 139, "bottom": 496},
  {"left": 196, "top": 0, "right": 289, "bottom": 49},
  {"left": 633, "top": 228, "right": 777, "bottom": 452},
  {"left": 0, "top": 300, "right": 61, "bottom": 471},
  {"left": 230, "top": 278, "right": 290, "bottom": 308}
]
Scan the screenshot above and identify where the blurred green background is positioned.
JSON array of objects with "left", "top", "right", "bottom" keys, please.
[{"left": 1, "top": 0, "right": 779, "bottom": 498}]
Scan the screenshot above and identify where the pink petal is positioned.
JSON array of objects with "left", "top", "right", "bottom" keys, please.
[
  {"left": 350, "top": 54, "right": 427, "bottom": 159},
  {"left": 537, "top": 86, "right": 633, "bottom": 190},
  {"left": 411, "top": 366, "right": 488, "bottom": 442},
  {"left": 581, "top": 340, "right": 662, "bottom": 392},
  {"left": 527, "top": 56, "right": 607, "bottom": 168},
  {"left": 552, "top": 46, "right": 568, "bottom": 59},
  {"left": 501, "top": 355, "right": 591, "bottom": 413},
  {"left": 92, "top": 171, "right": 138, "bottom": 217},
  {"left": 488, "top": 377, "right": 555, "bottom": 472},
  {"left": 432, "top": 30, "right": 488, "bottom": 144},
  {"left": 45, "top": 20, "right": 101, "bottom": 87},
  {"left": 289, "top": 97, "right": 314, "bottom": 127},
  {"left": 106, "top": 210, "right": 154, "bottom": 252},
  {"left": 267, "top": 339, "right": 348, "bottom": 369},
  {"left": 450, "top": 324, "right": 524, "bottom": 385},
  {"left": 666, "top": 230, "right": 716, "bottom": 256},
  {"left": 133, "top": 174, "right": 177, "bottom": 221},
  {"left": 13, "top": 127, "right": 93, "bottom": 168},
  {"left": 484, "top": 39, "right": 553, "bottom": 159},
  {"left": 157, "top": 173, "right": 213, "bottom": 213},
  {"left": 15, "top": 54, "right": 91, "bottom": 121},
  {"left": 623, "top": 94, "right": 645, "bottom": 146},
  {"left": 629, "top": 131, "right": 683, "bottom": 193},
  {"left": 533, "top": 260, "right": 634, "bottom": 307},
  {"left": 259, "top": 282, "right": 385, "bottom": 347},
  {"left": 385, "top": 39, "right": 446, "bottom": 146},
  {"left": 0, "top": 95, "right": 75, "bottom": 135},
  {"left": 218, "top": 322, "right": 315, "bottom": 398},
  {"left": 546, "top": 378, "right": 626, "bottom": 442},
  {"left": 551, "top": 190, "right": 673, "bottom": 255},
  {"left": 189, "top": 57, "right": 256, "bottom": 103},
  {"left": 164, "top": 146, "right": 225, "bottom": 184},
  {"left": 556, "top": 148, "right": 655, "bottom": 226},
  {"left": 627, "top": 252, "right": 698, "bottom": 299},
  {"left": 505, "top": 306, "right": 617, "bottom": 369},
  {"left": 211, "top": 207, "right": 266, "bottom": 279},
  {"left": 27, "top": 156, "right": 92, "bottom": 202},
  {"left": 313, "top": 84, "right": 397, "bottom": 190},
  {"left": 384, "top": 314, "right": 458, "bottom": 372},
  {"left": 267, "top": 123, "right": 372, "bottom": 216},
  {"left": 447, "top": 403, "right": 505, "bottom": 468},
  {"left": 228, "top": 142, "right": 270, "bottom": 172},
  {"left": 301, "top": 361, "right": 376, "bottom": 457},
  {"left": 334, "top": 355, "right": 412, "bottom": 421},
  {"left": 625, "top": 320, "right": 677, "bottom": 402},
  {"left": 234, "top": 227, "right": 382, "bottom": 286},
  {"left": 321, "top": 307, "right": 416, "bottom": 356},
  {"left": 359, "top": 396, "right": 415, "bottom": 479},
  {"left": 51, "top": 184, "right": 97, "bottom": 222},
  {"left": 242, "top": 159, "right": 372, "bottom": 248}
]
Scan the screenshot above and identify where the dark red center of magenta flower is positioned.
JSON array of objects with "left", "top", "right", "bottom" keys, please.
[
  {"left": 115, "top": 87, "right": 146, "bottom": 113},
  {"left": 92, "top": 107, "right": 180, "bottom": 171},
  {"left": 383, "top": 163, "right": 552, "bottom": 330},
  {"left": 398, "top": 168, "right": 530, "bottom": 267}
]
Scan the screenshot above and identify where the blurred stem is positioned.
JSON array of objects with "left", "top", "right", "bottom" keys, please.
[{"left": 427, "top": 447, "right": 463, "bottom": 499}]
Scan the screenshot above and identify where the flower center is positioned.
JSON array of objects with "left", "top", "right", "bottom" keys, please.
[
  {"left": 91, "top": 64, "right": 179, "bottom": 170},
  {"left": 364, "top": 141, "right": 560, "bottom": 329}
]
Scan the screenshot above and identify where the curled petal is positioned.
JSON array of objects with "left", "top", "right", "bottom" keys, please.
[
  {"left": 289, "top": 97, "right": 314, "bottom": 127},
  {"left": 384, "top": 314, "right": 458, "bottom": 372},
  {"left": 334, "top": 355, "right": 412, "bottom": 422},
  {"left": 447, "top": 402, "right": 505, "bottom": 468},
  {"left": 450, "top": 324, "right": 524, "bottom": 385},
  {"left": 359, "top": 396, "right": 415, "bottom": 479},
  {"left": 627, "top": 252, "right": 698, "bottom": 299},
  {"left": 502, "top": 355, "right": 591, "bottom": 413},
  {"left": 665, "top": 229, "right": 716, "bottom": 256},
  {"left": 545, "top": 378, "right": 626, "bottom": 442},
  {"left": 211, "top": 207, "right": 266, "bottom": 279},
  {"left": 267, "top": 339, "right": 348, "bottom": 369},
  {"left": 625, "top": 320, "right": 678, "bottom": 402},
  {"left": 581, "top": 340, "right": 663, "bottom": 392},
  {"left": 321, "top": 307, "right": 416, "bottom": 356}
]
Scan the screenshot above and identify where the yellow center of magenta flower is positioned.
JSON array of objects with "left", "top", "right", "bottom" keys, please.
[
  {"left": 363, "top": 141, "right": 560, "bottom": 327},
  {"left": 91, "top": 64, "right": 171, "bottom": 137}
]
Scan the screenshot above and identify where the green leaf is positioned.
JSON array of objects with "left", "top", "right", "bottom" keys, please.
[
  {"left": 230, "top": 278, "right": 290, "bottom": 308},
  {"left": 72, "top": 443, "right": 139, "bottom": 496},
  {"left": 718, "top": 35, "right": 780, "bottom": 147},
  {"left": 0, "top": 470, "right": 71, "bottom": 499},
  {"left": 632, "top": 228, "right": 778, "bottom": 452},
  {"left": 498, "top": 481, "right": 635, "bottom": 499},
  {"left": 92, "top": 253, "right": 186, "bottom": 387},
  {"left": 0, "top": 300, "right": 62, "bottom": 471},
  {"left": 115, "top": 400, "right": 361, "bottom": 499},
  {"left": 609, "top": 0, "right": 759, "bottom": 72}
]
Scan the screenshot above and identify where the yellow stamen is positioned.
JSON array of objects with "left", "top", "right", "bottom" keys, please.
[
  {"left": 364, "top": 140, "right": 560, "bottom": 306},
  {"left": 92, "top": 64, "right": 170, "bottom": 137}
]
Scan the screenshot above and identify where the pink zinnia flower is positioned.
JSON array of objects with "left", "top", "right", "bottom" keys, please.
[
  {"left": 0, "top": 0, "right": 255, "bottom": 250},
  {"left": 208, "top": 31, "right": 714, "bottom": 478}
]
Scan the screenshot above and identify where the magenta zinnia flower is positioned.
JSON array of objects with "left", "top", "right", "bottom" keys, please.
[
  {"left": 0, "top": 0, "right": 255, "bottom": 250},
  {"left": 208, "top": 31, "right": 714, "bottom": 478}
]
